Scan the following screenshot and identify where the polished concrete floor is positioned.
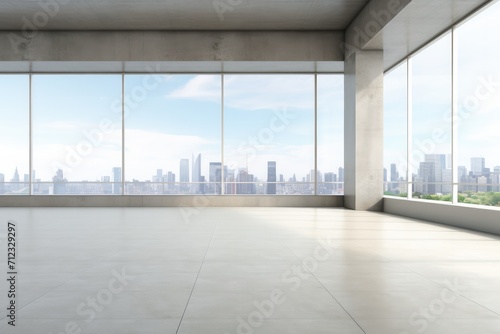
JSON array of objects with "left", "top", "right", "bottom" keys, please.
[{"left": 1, "top": 207, "right": 500, "bottom": 334}]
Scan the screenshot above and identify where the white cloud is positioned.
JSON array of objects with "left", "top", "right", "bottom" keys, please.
[{"left": 166, "top": 75, "right": 315, "bottom": 111}]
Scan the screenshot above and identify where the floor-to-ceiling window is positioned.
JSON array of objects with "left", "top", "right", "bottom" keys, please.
[
  {"left": 317, "top": 74, "right": 344, "bottom": 195},
  {"left": 384, "top": 0, "right": 500, "bottom": 207},
  {"left": 456, "top": 0, "right": 500, "bottom": 206},
  {"left": 0, "top": 73, "right": 344, "bottom": 196},
  {"left": 411, "top": 33, "right": 453, "bottom": 201},
  {"left": 383, "top": 62, "right": 408, "bottom": 197}
]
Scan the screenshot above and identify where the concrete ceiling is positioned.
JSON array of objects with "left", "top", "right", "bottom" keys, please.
[
  {"left": 0, "top": 0, "right": 369, "bottom": 31},
  {"left": 364, "top": 0, "right": 491, "bottom": 70}
]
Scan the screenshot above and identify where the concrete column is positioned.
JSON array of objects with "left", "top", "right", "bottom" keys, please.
[{"left": 344, "top": 50, "right": 384, "bottom": 211}]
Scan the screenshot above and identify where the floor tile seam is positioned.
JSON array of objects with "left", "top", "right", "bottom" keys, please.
[
  {"left": 175, "top": 222, "right": 219, "bottom": 334},
  {"left": 286, "top": 246, "right": 368, "bottom": 334}
]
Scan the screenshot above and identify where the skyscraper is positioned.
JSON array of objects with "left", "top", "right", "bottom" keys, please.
[
  {"left": 112, "top": 167, "right": 122, "bottom": 195},
  {"left": 0, "top": 173, "right": 4, "bottom": 194},
  {"left": 180, "top": 159, "right": 189, "bottom": 191},
  {"left": 167, "top": 171, "right": 175, "bottom": 192},
  {"left": 11, "top": 167, "right": 19, "bottom": 183},
  {"left": 53, "top": 169, "right": 67, "bottom": 195},
  {"left": 458, "top": 166, "right": 468, "bottom": 192},
  {"left": 324, "top": 172, "right": 336, "bottom": 192},
  {"left": 390, "top": 163, "right": 399, "bottom": 190},
  {"left": 493, "top": 166, "right": 500, "bottom": 192},
  {"left": 10, "top": 167, "right": 20, "bottom": 191},
  {"left": 155, "top": 169, "right": 163, "bottom": 182},
  {"left": 101, "top": 175, "right": 112, "bottom": 194},
  {"left": 208, "top": 162, "right": 227, "bottom": 194},
  {"left": 419, "top": 161, "right": 435, "bottom": 194},
  {"left": 237, "top": 169, "right": 255, "bottom": 194},
  {"left": 471, "top": 157, "right": 485, "bottom": 176},
  {"left": 192, "top": 153, "right": 202, "bottom": 194},
  {"left": 425, "top": 154, "right": 446, "bottom": 194},
  {"left": 267, "top": 161, "right": 276, "bottom": 194}
]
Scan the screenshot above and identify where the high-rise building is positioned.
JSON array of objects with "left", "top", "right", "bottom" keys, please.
[
  {"left": 477, "top": 175, "right": 488, "bottom": 192},
  {"left": 324, "top": 172, "right": 336, "bottom": 192},
  {"left": 11, "top": 167, "right": 19, "bottom": 183},
  {"left": 192, "top": 154, "right": 202, "bottom": 194},
  {"left": 441, "top": 169, "right": 452, "bottom": 194},
  {"left": 493, "top": 166, "right": 500, "bottom": 192},
  {"left": 10, "top": 167, "right": 20, "bottom": 191},
  {"left": 237, "top": 169, "right": 255, "bottom": 194},
  {"left": 167, "top": 171, "right": 175, "bottom": 192},
  {"left": 180, "top": 159, "right": 189, "bottom": 191},
  {"left": 209, "top": 162, "right": 222, "bottom": 194},
  {"left": 225, "top": 169, "right": 236, "bottom": 194},
  {"left": 471, "top": 157, "right": 485, "bottom": 176},
  {"left": 425, "top": 154, "right": 446, "bottom": 194},
  {"left": 112, "top": 167, "right": 122, "bottom": 195},
  {"left": 53, "top": 169, "right": 67, "bottom": 195},
  {"left": 155, "top": 169, "right": 163, "bottom": 182},
  {"left": 419, "top": 161, "right": 435, "bottom": 194},
  {"left": 458, "top": 166, "right": 468, "bottom": 192},
  {"left": 390, "top": 163, "right": 399, "bottom": 190},
  {"left": 101, "top": 175, "right": 112, "bottom": 194},
  {"left": 0, "top": 173, "right": 4, "bottom": 194},
  {"left": 267, "top": 161, "right": 276, "bottom": 194}
]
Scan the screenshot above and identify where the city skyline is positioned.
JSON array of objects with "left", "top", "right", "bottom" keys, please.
[
  {"left": 385, "top": 154, "right": 500, "bottom": 195},
  {"left": 0, "top": 155, "right": 344, "bottom": 195}
]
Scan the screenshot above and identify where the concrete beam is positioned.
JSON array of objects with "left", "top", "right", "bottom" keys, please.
[
  {"left": 0, "top": 31, "right": 344, "bottom": 62},
  {"left": 344, "top": 50, "right": 384, "bottom": 211},
  {"left": 344, "top": 0, "right": 411, "bottom": 57}
]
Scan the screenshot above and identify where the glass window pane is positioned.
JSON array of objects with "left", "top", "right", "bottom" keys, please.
[
  {"left": 456, "top": 1, "right": 500, "bottom": 206},
  {"left": 317, "top": 74, "right": 344, "bottom": 195},
  {"left": 224, "top": 75, "right": 314, "bottom": 195},
  {"left": 32, "top": 75, "right": 122, "bottom": 195},
  {"left": 384, "top": 62, "right": 408, "bottom": 197},
  {"left": 124, "top": 74, "right": 221, "bottom": 195},
  {"left": 411, "top": 33, "right": 452, "bottom": 201},
  {"left": 0, "top": 75, "right": 29, "bottom": 195}
]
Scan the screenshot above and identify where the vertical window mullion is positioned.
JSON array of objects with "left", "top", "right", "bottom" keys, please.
[
  {"left": 121, "top": 73, "right": 125, "bottom": 196},
  {"left": 29, "top": 74, "right": 33, "bottom": 195},
  {"left": 407, "top": 58, "right": 413, "bottom": 199},
  {"left": 314, "top": 73, "right": 318, "bottom": 195},
  {"left": 451, "top": 27, "right": 459, "bottom": 204},
  {"left": 221, "top": 73, "right": 225, "bottom": 195}
]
